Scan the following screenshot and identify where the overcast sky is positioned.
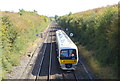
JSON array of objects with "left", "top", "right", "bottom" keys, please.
[{"left": 0, "top": 0, "right": 119, "bottom": 17}]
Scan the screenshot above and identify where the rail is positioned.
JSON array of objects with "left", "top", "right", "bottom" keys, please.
[{"left": 35, "top": 26, "right": 53, "bottom": 81}]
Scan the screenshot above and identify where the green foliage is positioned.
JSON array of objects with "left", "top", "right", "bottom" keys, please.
[
  {"left": 2, "top": 55, "right": 13, "bottom": 72},
  {"left": 18, "top": 9, "right": 38, "bottom": 15},
  {"left": 1, "top": 16, "right": 18, "bottom": 76},
  {"left": 1, "top": 10, "right": 50, "bottom": 79},
  {"left": 55, "top": 15, "right": 59, "bottom": 21},
  {"left": 68, "top": 12, "right": 72, "bottom": 16},
  {"left": 18, "top": 9, "right": 25, "bottom": 15},
  {"left": 58, "top": 5, "right": 118, "bottom": 78}
]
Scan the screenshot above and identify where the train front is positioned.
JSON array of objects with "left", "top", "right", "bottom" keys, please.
[{"left": 59, "top": 48, "right": 78, "bottom": 70}]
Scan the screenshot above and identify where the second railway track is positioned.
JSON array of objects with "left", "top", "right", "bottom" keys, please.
[
  {"left": 30, "top": 22, "right": 95, "bottom": 81},
  {"left": 16, "top": 22, "right": 96, "bottom": 81},
  {"left": 35, "top": 26, "right": 53, "bottom": 81}
]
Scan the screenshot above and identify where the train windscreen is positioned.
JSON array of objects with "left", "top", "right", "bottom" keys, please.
[{"left": 60, "top": 49, "right": 77, "bottom": 59}]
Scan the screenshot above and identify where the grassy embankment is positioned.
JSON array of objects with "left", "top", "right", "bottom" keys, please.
[
  {"left": 0, "top": 9, "right": 50, "bottom": 79},
  {"left": 57, "top": 5, "right": 118, "bottom": 79}
]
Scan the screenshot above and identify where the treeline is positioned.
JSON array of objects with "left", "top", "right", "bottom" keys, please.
[
  {"left": 0, "top": 10, "right": 50, "bottom": 79},
  {"left": 58, "top": 5, "right": 118, "bottom": 77}
]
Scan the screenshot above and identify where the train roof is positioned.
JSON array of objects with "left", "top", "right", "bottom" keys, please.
[{"left": 56, "top": 30, "right": 77, "bottom": 49}]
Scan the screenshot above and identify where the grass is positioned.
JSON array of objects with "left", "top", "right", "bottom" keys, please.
[
  {"left": 77, "top": 44, "right": 117, "bottom": 79},
  {"left": 0, "top": 10, "right": 50, "bottom": 79}
]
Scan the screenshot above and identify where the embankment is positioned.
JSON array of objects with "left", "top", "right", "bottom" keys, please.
[{"left": 0, "top": 10, "right": 50, "bottom": 79}]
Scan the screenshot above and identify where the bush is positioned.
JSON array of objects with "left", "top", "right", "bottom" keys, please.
[
  {"left": 58, "top": 5, "right": 118, "bottom": 78},
  {"left": 1, "top": 10, "right": 50, "bottom": 79}
]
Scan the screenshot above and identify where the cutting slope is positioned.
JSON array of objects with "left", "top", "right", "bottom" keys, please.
[{"left": 0, "top": 10, "right": 50, "bottom": 79}]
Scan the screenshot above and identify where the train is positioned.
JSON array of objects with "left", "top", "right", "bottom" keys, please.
[{"left": 56, "top": 30, "right": 79, "bottom": 70}]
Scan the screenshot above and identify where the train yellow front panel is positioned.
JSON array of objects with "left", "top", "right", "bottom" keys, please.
[{"left": 60, "top": 60, "right": 77, "bottom": 64}]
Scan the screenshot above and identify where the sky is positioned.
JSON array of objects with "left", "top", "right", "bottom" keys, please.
[{"left": 0, "top": 0, "right": 119, "bottom": 17}]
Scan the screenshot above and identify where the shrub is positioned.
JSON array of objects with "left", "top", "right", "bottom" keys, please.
[{"left": 58, "top": 5, "right": 118, "bottom": 78}]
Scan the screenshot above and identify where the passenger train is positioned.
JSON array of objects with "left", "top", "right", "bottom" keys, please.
[{"left": 56, "top": 30, "right": 79, "bottom": 70}]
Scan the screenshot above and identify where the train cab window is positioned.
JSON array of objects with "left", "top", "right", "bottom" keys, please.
[
  {"left": 60, "top": 50, "right": 69, "bottom": 58},
  {"left": 69, "top": 49, "right": 77, "bottom": 59},
  {"left": 60, "top": 49, "right": 77, "bottom": 59}
]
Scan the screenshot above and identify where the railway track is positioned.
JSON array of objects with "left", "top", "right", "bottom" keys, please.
[
  {"left": 62, "top": 71, "right": 78, "bottom": 81},
  {"left": 19, "top": 22, "right": 95, "bottom": 81},
  {"left": 35, "top": 26, "right": 53, "bottom": 81}
]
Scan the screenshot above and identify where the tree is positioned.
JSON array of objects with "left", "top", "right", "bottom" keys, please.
[
  {"left": 33, "top": 10, "right": 37, "bottom": 14},
  {"left": 68, "top": 12, "right": 72, "bottom": 16},
  {"left": 55, "top": 15, "right": 58, "bottom": 21}
]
